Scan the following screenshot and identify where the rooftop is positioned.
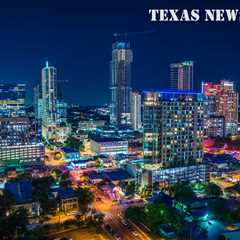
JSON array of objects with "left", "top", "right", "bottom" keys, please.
[
  {"left": 54, "top": 187, "right": 76, "bottom": 200},
  {"left": 5, "top": 180, "right": 32, "bottom": 204},
  {"left": 91, "top": 136, "right": 125, "bottom": 143},
  {"left": 61, "top": 147, "right": 79, "bottom": 153}
]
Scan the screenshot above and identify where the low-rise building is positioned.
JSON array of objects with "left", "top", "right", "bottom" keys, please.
[
  {"left": 61, "top": 147, "right": 80, "bottom": 162},
  {"left": 90, "top": 137, "right": 128, "bottom": 156},
  {"left": 5, "top": 180, "right": 40, "bottom": 216},
  {"left": 52, "top": 187, "right": 79, "bottom": 213},
  {"left": 78, "top": 119, "right": 106, "bottom": 131},
  {"left": 141, "top": 164, "right": 209, "bottom": 187}
]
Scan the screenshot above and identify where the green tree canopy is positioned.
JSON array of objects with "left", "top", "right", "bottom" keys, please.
[
  {"left": 205, "top": 183, "right": 223, "bottom": 198},
  {"left": 75, "top": 187, "right": 94, "bottom": 215},
  {"left": 169, "top": 181, "right": 195, "bottom": 203},
  {"left": 64, "top": 136, "right": 81, "bottom": 150}
]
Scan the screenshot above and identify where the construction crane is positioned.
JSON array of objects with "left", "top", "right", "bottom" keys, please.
[
  {"left": 57, "top": 79, "right": 69, "bottom": 83},
  {"left": 113, "top": 30, "right": 154, "bottom": 39}
]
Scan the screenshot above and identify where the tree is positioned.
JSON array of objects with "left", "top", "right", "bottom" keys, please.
[
  {"left": 75, "top": 187, "right": 94, "bottom": 215},
  {"left": 144, "top": 202, "right": 183, "bottom": 231},
  {"left": 126, "top": 181, "right": 136, "bottom": 196},
  {"left": 0, "top": 207, "right": 29, "bottom": 239},
  {"left": 205, "top": 183, "right": 222, "bottom": 198},
  {"left": 64, "top": 136, "right": 81, "bottom": 150},
  {"left": 145, "top": 203, "right": 163, "bottom": 228},
  {"left": 209, "top": 198, "right": 231, "bottom": 222},
  {"left": 125, "top": 206, "right": 145, "bottom": 223},
  {"left": 0, "top": 189, "right": 15, "bottom": 216},
  {"left": 32, "top": 176, "right": 57, "bottom": 215},
  {"left": 152, "top": 182, "right": 160, "bottom": 192},
  {"left": 169, "top": 182, "right": 195, "bottom": 202},
  {"left": 57, "top": 171, "right": 71, "bottom": 188},
  {"left": 141, "top": 185, "right": 153, "bottom": 198},
  {"left": 229, "top": 206, "right": 240, "bottom": 222},
  {"left": 218, "top": 235, "right": 226, "bottom": 240}
]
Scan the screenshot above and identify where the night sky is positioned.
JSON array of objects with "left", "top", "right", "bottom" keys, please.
[{"left": 1, "top": 0, "right": 240, "bottom": 105}]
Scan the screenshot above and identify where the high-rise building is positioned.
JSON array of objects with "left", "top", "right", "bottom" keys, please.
[
  {"left": 56, "top": 100, "right": 67, "bottom": 126},
  {"left": 41, "top": 61, "right": 58, "bottom": 140},
  {"left": 0, "top": 83, "right": 26, "bottom": 117},
  {"left": 170, "top": 61, "right": 194, "bottom": 91},
  {"left": 142, "top": 90, "right": 207, "bottom": 185},
  {"left": 143, "top": 91, "right": 204, "bottom": 166},
  {"left": 204, "top": 115, "right": 225, "bottom": 138},
  {"left": 202, "top": 80, "right": 238, "bottom": 136},
  {"left": 110, "top": 42, "right": 133, "bottom": 127},
  {"left": 131, "top": 91, "right": 142, "bottom": 130},
  {"left": 33, "top": 84, "right": 43, "bottom": 121},
  {"left": 0, "top": 117, "right": 44, "bottom": 169}
]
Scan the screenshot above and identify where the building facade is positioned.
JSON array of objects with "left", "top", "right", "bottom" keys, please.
[
  {"left": 0, "top": 83, "right": 26, "bottom": 117},
  {"left": 41, "top": 61, "right": 58, "bottom": 140},
  {"left": 131, "top": 91, "right": 142, "bottom": 130},
  {"left": 170, "top": 61, "right": 194, "bottom": 91},
  {"left": 33, "top": 84, "right": 43, "bottom": 121},
  {"left": 143, "top": 91, "right": 204, "bottom": 167},
  {"left": 202, "top": 80, "right": 238, "bottom": 136},
  {"left": 56, "top": 99, "right": 68, "bottom": 126},
  {"left": 90, "top": 137, "right": 128, "bottom": 156},
  {"left": 204, "top": 115, "right": 225, "bottom": 138},
  {"left": 141, "top": 164, "right": 208, "bottom": 186},
  {"left": 110, "top": 42, "right": 133, "bottom": 127},
  {"left": 0, "top": 117, "right": 44, "bottom": 169}
]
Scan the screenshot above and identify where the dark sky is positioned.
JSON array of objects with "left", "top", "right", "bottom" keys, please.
[{"left": 1, "top": 0, "right": 240, "bottom": 105}]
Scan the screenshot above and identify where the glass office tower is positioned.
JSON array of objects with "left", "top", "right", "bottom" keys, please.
[
  {"left": 170, "top": 61, "right": 194, "bottom": 91},
  {"left": 110, "top": 42, "right": 133, "bottom": 127}
]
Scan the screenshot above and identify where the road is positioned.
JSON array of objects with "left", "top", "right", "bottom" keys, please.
[
  {"left": 93, "top": 188, "right": 151, "bottom": 240},
  {"left": 50, "top": 227, "right": 109, "bottom": 240},
  {"left": 47, "top": 212, "right": 75, "bottom": 224}
]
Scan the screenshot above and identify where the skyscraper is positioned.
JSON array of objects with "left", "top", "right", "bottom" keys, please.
[
  {"left": 131, "top": 91, "right": 142, "bottom": 130},
  {"left": 202, "top": 80, "right": 238, "bottom": 136},
  {"left": 143, "top": 91, "right": 204, "bottom": 166},
  {"left": 142, "top": 90, "right": 207, "bottom": 185},
  {"left": 110, "top": 42, "right": 133, "bottom": 127},
  {"left": 170, "top": 61, "right": 194, "bottom": 91},
  {"left": 33, "top": 84, "right": 43, "bottom": 121},
  {"left": 0, "top": 83, "right": 26, "bottom": 117},
  {"left": 41, "top": 61, "right": 58, "bottom": 140}
]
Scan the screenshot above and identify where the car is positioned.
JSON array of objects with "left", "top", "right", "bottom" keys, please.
[
  {"left": 105, "top": 224, "right": 114, "bottom": 234},
  {"left": 114, "top": 233, "right": 122, "bottom": 240},
  {"left": 131, "top": 229, "right": 139, "bottom": 236},
  {"left": 121, "top": 218, "right": 128, "bottom": 226}
]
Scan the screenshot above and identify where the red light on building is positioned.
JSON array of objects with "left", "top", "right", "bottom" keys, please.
[{"left": 202, "top": 82, "right": 222, "bottom": 97}]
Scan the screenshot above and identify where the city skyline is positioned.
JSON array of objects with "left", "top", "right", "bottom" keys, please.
[{"left": 0, "top": 0, "right": 240, "bottom": 105}]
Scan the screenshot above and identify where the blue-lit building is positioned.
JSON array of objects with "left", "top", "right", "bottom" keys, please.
[
  {"left": 61, "top": 147, "right": 80, "bottom": 162},
  {"left": 33, "top": 83, "right": 43, "bottom": 121},
  {"left": 0, "top": 83, "right": 26, "bottom": 117},
  {"left": 5, "top": 180, "right": 40, "bottom": 216},
  {"left": 57, "top": 99, "right": 67, "bottom": 125}
]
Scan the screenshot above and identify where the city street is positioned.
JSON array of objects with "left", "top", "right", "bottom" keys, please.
[
  {"left": 50, "top": 227, "right": 109, "bottom": 240},
  {"left": 93, "top": 188, "right": 151, "bottom": 240}
]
